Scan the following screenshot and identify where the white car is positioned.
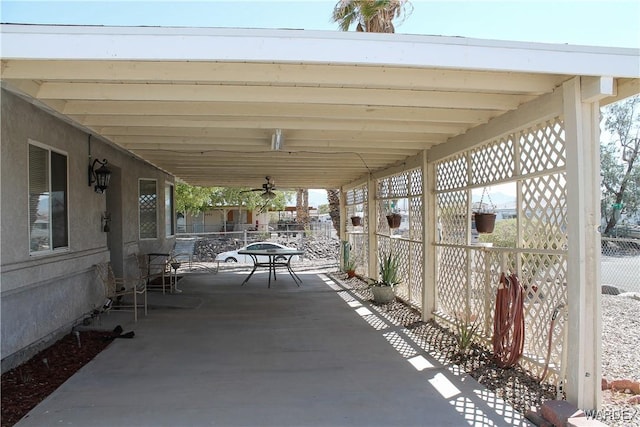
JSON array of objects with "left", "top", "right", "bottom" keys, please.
[{"left": 215, "top": 242, "right": 301, "bottom": 263}]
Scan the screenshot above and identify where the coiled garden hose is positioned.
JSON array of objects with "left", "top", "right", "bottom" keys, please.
[{"left": 492, "top": 272, "right": 525, "bottom": 368}]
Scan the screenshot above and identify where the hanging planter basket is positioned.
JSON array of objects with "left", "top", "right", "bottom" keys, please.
[
  {"left": 474, "top": 187, "right": 497, "bottom": 234},
  {"left": 474, "top": 212, "right": 497, "bottom": 234},
  {"left": 386, "top": 213, "right": 402, "bottom": 229},
  {"left": 350, "top": 216, "right": 362, "bottom": 227}
]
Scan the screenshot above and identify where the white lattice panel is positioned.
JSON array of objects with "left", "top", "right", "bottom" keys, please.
[
  {"left": 376, "top": 199, "right": 391, "bottom": 235},
  {"left": 519, "top": 119, "right": 566, "bottom": 175},
  {"left": 521, "top": 174, "right": 568, "bottom": 250},
  {"left": 393, "top": 239, "right": 411, "bottom": 301},
  {"left": 391, "top": 172, "right": 410, "bottom": 198},
  {"left": 377, "top": 236, "right": 391, "bottom": 263},
  {"left": 410, "top": 169, "right": 423, "bottom": 196},
  {"left": 409, "top": 197, "right": 423, "bottom": 242},
  {"left": 469, "top": 249, "right": 489, "bottom": 321},
  {"left": 409, "top": 241, "right": 424, "bottom": 308},
  {"left": 436, "top": 154, "right": 468, "bottom": 191},
  {"left": 346, "top": 184, "right": 368, "bottom": 273},
  {"left": 521, "top": 253, "right": 567, "bottom": 351},
  {"left": 433, "top": 116, "right": 568, "bottom": 386},
  {"left": 437, "top": 191, "right": 468, "bottom": 245},
  {"left": 373, "top": 168, "right": 424, "bottom": 309},
  {"left": 471, "top": 136, "right": 515, "bottom": 185},
  {"left": 361, "top": 186, "right": 368, "bottom": 235},
  {"left": 436, "top": 246, "right": 468, "bottom": 315},
  {"left": 348, "top": 232, "right": 368, "bottom": 276},
  {"left": 345, "top": 189, "right": 356, "bottom": 205}
]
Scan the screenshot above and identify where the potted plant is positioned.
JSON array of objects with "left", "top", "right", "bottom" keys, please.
[
  {"left": 350, "top": 216, "right": 362, "bottom": 227},
  {"left": 345, "top": 257, "right": 357, "bottom": 278},
  {"left": 369, "top": 251, "right": 399, "bottom": 303},
  {"left": 474, "top": 188, "right": 496, "bottom": 234},
  {"left": 342, "top": 242, "right": 358, "bottom": 278}
]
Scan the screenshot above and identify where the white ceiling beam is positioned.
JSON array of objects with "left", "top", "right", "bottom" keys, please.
[
  {"left": 150, "top": 159, "right": 394, "bottom": 169},
  {"left": 75, "top": 114, "right": 466, "bottom": 134},
  {"left": 102, "top": 127, "right": 441, "bottom": 143},
  {"left": 114, "top": 136, "right": 434, "bottom": 151},
  {"left": 61, "top": 100, "right": 499, "bottom": 124},
  {"left": 37, "top": 82, "right": 531, "bottom": 110},
  {"left": 120, "top": 142, "right": 419, "bottom": 156},
  {"left": 105, "top": 127, "right": 271, "bottom": 138}
]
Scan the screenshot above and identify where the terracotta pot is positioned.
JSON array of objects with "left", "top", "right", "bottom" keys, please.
[
  {"left": 350, "top": 216, "right": 362, "bottom": 227},
  {"left": 474, "top": 212, "right": 496, "bottom": 234},
  {"left": 346, "top": 270, "right": 356, "bottom": 278},
  {"left": 371, "top": 286, "right": 395, "bottom": 303},
  {"left": 386, "top": 213, "right": 402, "bottom": 229}
]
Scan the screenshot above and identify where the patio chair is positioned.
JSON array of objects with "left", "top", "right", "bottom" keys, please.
[
  {"left": 95, "top": 256, "right": 148, "bottom": 322},
  {"left": 171, "top": 238, "right": 196, "bottom": 266},
  {"left": 139, "top": 253, "right": 172, "bottom": 294}
]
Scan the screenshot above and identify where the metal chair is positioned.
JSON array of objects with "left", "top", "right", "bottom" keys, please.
[
  {"left": 95, "top": 256, "right": 148, "bottom": 322},
  {"left": 139, "top": 253, "right": 173, "bottom": 294}
]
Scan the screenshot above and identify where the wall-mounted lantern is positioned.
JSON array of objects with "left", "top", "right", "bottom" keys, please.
[
  {"left": 89, "top": 158, "right": 111, "bottom": 193},
  {"left": 87, "top": 134, "right": 111, "bottom": 193}
]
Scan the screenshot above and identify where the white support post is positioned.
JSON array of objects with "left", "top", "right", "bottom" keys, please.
[
  {"left": 367, "top": 175, "right": 378, "bottom": 280},
  {"left": 422, "top": 154, "right": 437, "bottom": 321},
  {"left": 563, "top": 77, "right": 602, "bottom": 411}
]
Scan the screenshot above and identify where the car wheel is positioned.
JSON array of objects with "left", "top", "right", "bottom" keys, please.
[
  {"left": 275, "top": 255, "right": 286, "bottom": 262},
  {"left": 225, "top": 257, "right": 238, "bottom": 263}
]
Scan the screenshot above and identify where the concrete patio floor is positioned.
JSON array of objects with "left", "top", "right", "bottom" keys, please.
[{"left": 16, "top": 268, "right": 531, "bottom": 427}]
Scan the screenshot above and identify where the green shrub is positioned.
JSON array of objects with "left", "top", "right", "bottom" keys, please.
[{"left": 479, "top": 218, "right": 517, "bottom": 247}]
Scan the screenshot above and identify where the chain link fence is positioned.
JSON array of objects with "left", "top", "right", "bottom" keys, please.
[
  {"left": 175, "top": 228, "right": 340, "bottom": 265},
  {"left": 601, "top": 237, "right": 640, "bottom": 294}
]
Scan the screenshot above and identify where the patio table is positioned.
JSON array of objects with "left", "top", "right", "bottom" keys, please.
[{"left": 238, "top": 248, "right": 304, "bottom": 288}]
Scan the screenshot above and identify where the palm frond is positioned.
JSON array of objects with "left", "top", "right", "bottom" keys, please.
[{"left": 332, "top": 0, "right": 412, "bottom": 33}]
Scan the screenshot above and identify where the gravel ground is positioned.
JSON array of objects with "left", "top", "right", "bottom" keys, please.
[
  {"left": 602, "top": 294, "right": 640, "bottom": 382},
  {"left": 600, "top": 294, "right": 640, "bottom": 426}
]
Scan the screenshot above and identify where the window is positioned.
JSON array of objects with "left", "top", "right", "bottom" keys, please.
[
  {"left": 139, "top": 179, "right": 157, "bottom": 239},
  {"left": 165, "top": 183, "right": 175, "bottom": 237},
  {"left": 29, "top": 143, "right": 68, "bottom": 253}
]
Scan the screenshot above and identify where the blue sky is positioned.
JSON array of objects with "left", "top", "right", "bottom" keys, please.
[{"left": 1, "top": 0, "right": 639, "bottom": 48}]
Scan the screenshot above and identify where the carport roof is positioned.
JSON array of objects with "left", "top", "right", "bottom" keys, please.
[{"left": 1, "top": 24, "right": 638, "bottom": 189}]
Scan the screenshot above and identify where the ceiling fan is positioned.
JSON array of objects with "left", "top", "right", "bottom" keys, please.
[{"left": 241, "top": 176, "right": 277, "bottom": 199}]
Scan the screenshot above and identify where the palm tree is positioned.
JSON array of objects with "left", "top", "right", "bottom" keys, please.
[
  {"left": 327, "top": 189, "right": 341, "bottom": 233},
  {"left": 332, "top": 0, "right": 412, "bottom": 33},
  {"left": 329, "top": 1, "right": 413, "bottom": 232},
  {"left": 296, "top": 188, "right": 310, "bottom": 229}
]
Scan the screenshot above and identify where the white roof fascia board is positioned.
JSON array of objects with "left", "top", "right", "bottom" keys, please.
[{"left": 1, "top": 24, "right": 639, "bottom": 78}]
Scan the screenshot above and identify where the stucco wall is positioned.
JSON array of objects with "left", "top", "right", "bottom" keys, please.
[{"left": 1, "top": 90, "right": 175, "bottom": 371}]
